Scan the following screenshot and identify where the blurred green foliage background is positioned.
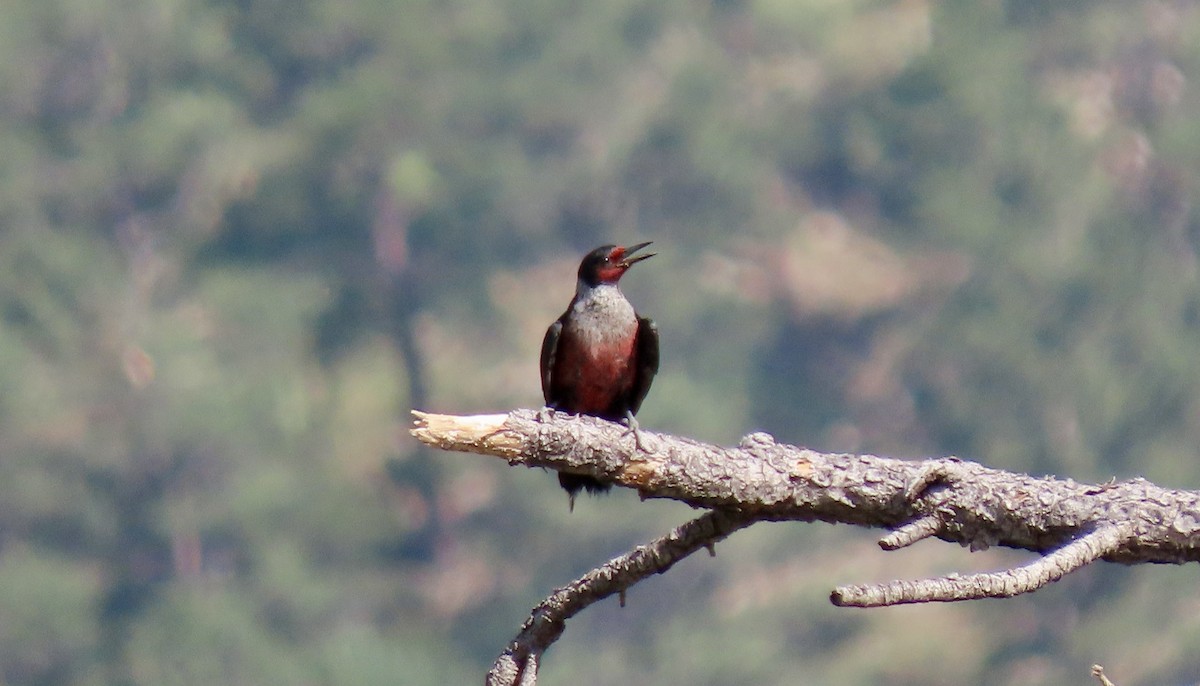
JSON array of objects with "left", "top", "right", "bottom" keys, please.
[{"left": 5, "top": 0, "right": 1200, "bottom": 684}]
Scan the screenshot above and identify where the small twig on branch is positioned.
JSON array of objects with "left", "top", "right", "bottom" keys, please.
[
  {"left": 485, "top": 509, "right": 755, "bottom": 686},
  {"left": 832, "top": 523, "right": 1132, "bottom": 606},
  {"left": 879, "top": 515, "right": 942, "bottom": 550}
]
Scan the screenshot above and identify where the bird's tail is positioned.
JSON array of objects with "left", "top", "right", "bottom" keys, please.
[{"left": 558, "top": 473, "right": 612, "bottom": 511}]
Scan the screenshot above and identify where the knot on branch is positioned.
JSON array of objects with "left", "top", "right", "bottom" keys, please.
[
  {"left": 738, "top": 431, "right": 776, "bottom": 449},
  {"left": 903, "top": 458, "right": 965, "bottom": 502}
]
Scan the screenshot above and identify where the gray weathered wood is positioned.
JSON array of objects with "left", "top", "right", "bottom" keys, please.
[{"left": 411, "top": 408, "right": 1200, "bottom": 685}]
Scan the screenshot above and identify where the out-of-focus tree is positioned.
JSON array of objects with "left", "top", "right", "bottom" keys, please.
[{"left": 4, "top": 0, "right": 1200, "bottom": 684}]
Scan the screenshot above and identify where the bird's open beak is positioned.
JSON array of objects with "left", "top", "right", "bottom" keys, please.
[{"left": 619, "top": 241, "right": 655, "bottom": 267}]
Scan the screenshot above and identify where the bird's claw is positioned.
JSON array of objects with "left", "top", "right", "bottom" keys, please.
[
  {"left": 623, "top": 410, "right": 647, "bottom": 452},
  {"left": 537, "top": 406, "right": 556, "bottom": 423}
]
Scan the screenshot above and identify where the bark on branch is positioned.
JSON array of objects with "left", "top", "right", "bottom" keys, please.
[{"left": 410, "top": 408, "right": 1200, "bottom": 684}]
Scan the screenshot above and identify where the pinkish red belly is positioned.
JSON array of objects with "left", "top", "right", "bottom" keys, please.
[{"left": 553, "top": 338, "right": 636, "bottom": 417}]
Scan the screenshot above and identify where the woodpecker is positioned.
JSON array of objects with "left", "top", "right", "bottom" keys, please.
[{"left": 540, "top": 242, "right": 660, "bottom": 507}]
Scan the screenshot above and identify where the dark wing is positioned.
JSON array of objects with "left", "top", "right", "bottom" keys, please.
[
  {"left": 539, "top": 316, "right": 564, "bottom": 405},
  {"left": 628, "top": 316, "right": 659, "bottom": 415}
]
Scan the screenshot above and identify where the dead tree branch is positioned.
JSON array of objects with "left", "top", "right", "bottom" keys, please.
[
  {"left": 410, "top": 408, "right": 1200, "bottom": 684},
  {"left": 1092, "top": 664, "right": 1119, "bottom": 686},
  {"left": 830, "top": 521, "right": 1133, "bottom": 607},
  {"left": 484, "top": 509, "right": 755, "bottom": 686}
]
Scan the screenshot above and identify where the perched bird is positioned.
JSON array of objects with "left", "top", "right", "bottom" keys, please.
[{"left": 540, "top": 243, "right": 660, "bottom": 507}]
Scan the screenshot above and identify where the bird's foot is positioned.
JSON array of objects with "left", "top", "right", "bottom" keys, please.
[
  {"left": 537, "top": 405, "right": 556, "bottom": 423},
  {"left": 623, "top": 410, "right": 647, "bottom": 452}
]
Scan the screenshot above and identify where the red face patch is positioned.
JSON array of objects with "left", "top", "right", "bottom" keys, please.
[{"left": 594, "top": 247, "right": 628, "bottom": 283}]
